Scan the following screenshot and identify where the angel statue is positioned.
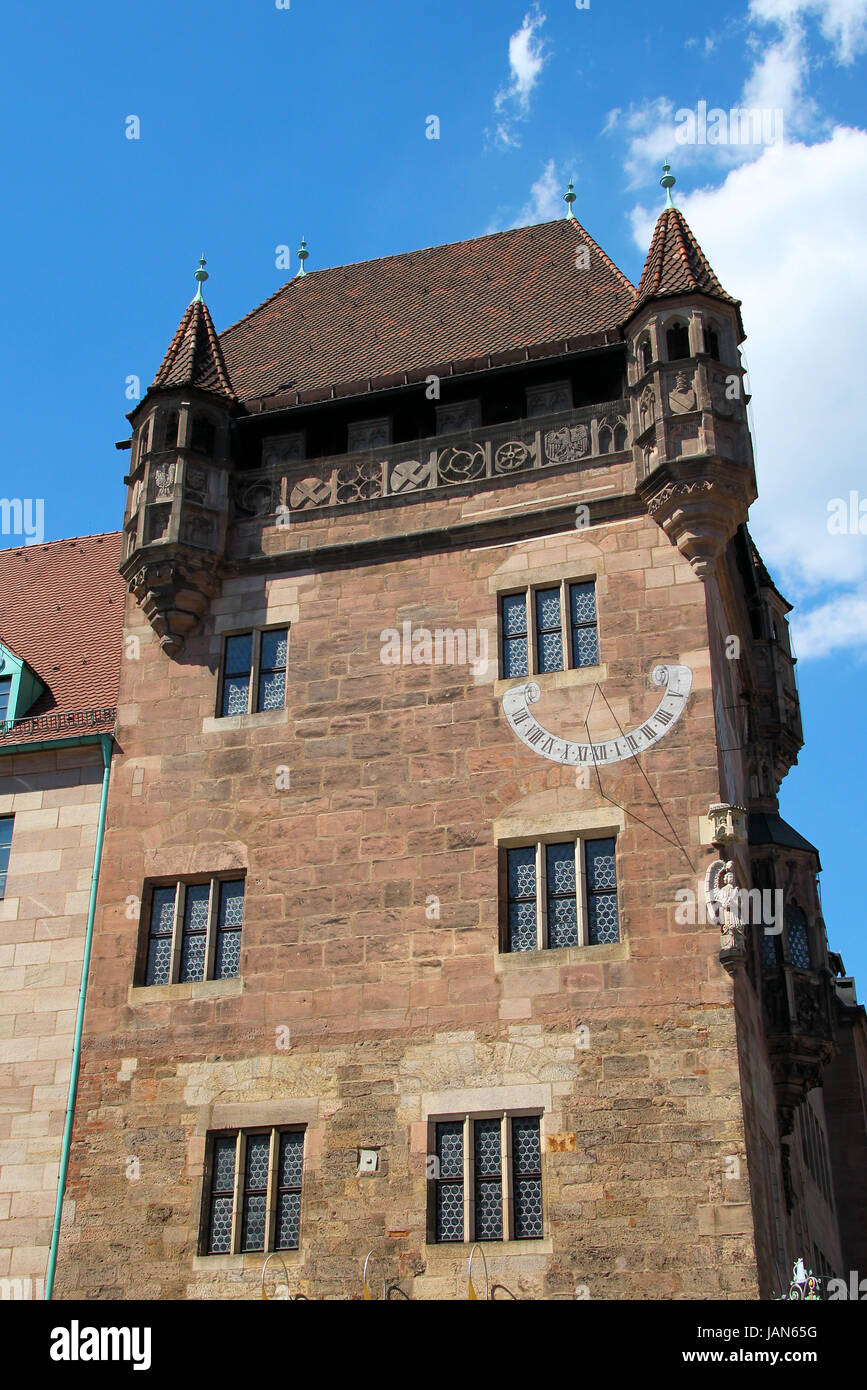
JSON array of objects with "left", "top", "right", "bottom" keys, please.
[{"left": 705, "top": 859, "right": 746, "bottom": 954}]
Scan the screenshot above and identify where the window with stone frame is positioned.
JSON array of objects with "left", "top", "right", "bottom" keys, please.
[
  {"left": 501, "top": 836, "right": 619, "bottom": 952},
  {"left": 0, "top": 816, "right": 12, "bottom": 899},
  {"left": 202, "top": 1127, "right": 305, "bottom": 1255},
  {"left": 500, "top": 580, "right": 599, "bottom": 678},
  {"left": 665, "top": 320, "right": 690, "bottom": 361},
  {"left": 218, "top": 627, "right": 288, "bottom": 717},
  {"left": 139, "top": 877, "right": 245, "bottom": 986},
  {"left": 429, "top": 1114, "right": 543, "bottom": 1244},
  {"left": 785, "top": 905, "right": 811, "bottom": 970}
]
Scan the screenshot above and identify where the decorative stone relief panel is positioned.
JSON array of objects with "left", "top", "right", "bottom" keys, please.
[
  {"left": 234, "top": 476, "right": 280, "bottom": 519},
  {"left": 389, "top": 458, "right": 433, "bottom": 493},
  {"left": 184, "top": 466, "right": 209, "bottom": 506},
  {"left": 668, "top": 371, "right": 698, "bottom": 415},
  {"left": 262, "top": 432, "right": 305, "bottom": 469},
  {"left": 347, "top": 418, "right": 391, "bottom": 452},
  {"left": 437, "top": 443, "right": 486, "bottom": 484},
  {"left": 336, "top": 460, "right": 382, "bottom": 502},
  {"left": 152, "top": 461, "right": 176, "bottom": 501},
  {"left": 493, "top": 437, "right": 536, "bottom": 473},
  {"left": 544, "top": 423, "right": 589, "bottom": 464},
  {"left": 526, "top": 381, "right": 572, "bottom": 417},
  {"left": 435, "top": 400, "right": 481, "bottom": 435}
]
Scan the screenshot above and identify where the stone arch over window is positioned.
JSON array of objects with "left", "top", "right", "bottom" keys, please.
[
  {"left": 191, "top": 412, "right": 217, "bottom": 456},
  {"left": 786, "top": 904, "right": 811, "bottom": 969},
  {"left": 665, "top": 319, "right": 690, "bottom": 362},
  {"left": 639, "top": 337, "right": 652, "bottom": 374}
]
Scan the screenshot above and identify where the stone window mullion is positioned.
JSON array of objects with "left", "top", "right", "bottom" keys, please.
[
  {"left": 501, "top": 1113, "right": 513, "bottom": 1242},
  {"left": 169, "top": 882, "right": 185, "bottom": 984},
  {"left": 265, "top": 1128, "right": 279, "bottom": 1252},
  {"left": 576, "top": 839, "right": 588, "bottom": 947},
  {"left": 463, "top": 1116, "right": 472, "bottom": 1244},
  {"left": 203, "top": 878, "right": 218, "bottom": 981},
  {"left": 537, "top": 841, "right": 547, "bottom": 950},
  {"left": 230, "top": 1132, "right": 245, "bottom": 1255}
]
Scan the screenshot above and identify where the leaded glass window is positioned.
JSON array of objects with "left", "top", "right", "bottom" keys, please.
[
  {"left": 220, "top": 628, "right": 289, "bottom": 717},
  {"left": 507, "top": 846, "right": 537, "bottom": 953},
  {"left": 535, "top": 587, "right": 563, "bottom": 674},
  {"left": 221, "top": 633, "right": 253, "bottom": 717},
  {"left": 786, "top": 906, "right": 811, "bottom": 969},
  {"left": 512, "top": 1117, "right": 543, "bottom": 1239},
  {"left": 473, "top": 1120, "right": 503, "bottom": 1241},
  {"left": 207, "top": 1137, "right": 236, "bottom": 1254},
  {"left": 586, "top": 837, "right": 619, "bottom": 945},
  {"left": 258, "top": 629, "right": 288, "bottom": 712},
  {"left": 240, "top": 1133, "right": 270, "bottom": 1251},
  {"left": 435, "top": 1121, "right": 464, "bottom": 1242},
  {"left": 429, "top": 1114, "right": 544, "bottom": 1243},
  {"left": 0, "top": 816, "right": 12, "bottom": 900},
  {"left": 180, "top": 883, "right": 210, "bottom": 983},
  {"left": 275, "top": 1131, "right": 304, "bottom": 1250},
  {"left": 140, "top": 877, "right": 245, "bottom": 986},
  {"left": 759, "top": 923, "right": 779, "bottom": 971},
  {"left": 0, "top": 677, "right": 11, "bottom": 724},
  {"left": 215, "top": 880, "right": 244, "bottom": 980},
  {"left": 501, "top": 594, "right": 528, "bottom": 678},
  {"left": 500, "top": 580, "right": 599, "bottom": 678},
  {"left": 546, "top": 842, "right": 578, "bottom": 948},
  {"left": 145, "top": 886, "right": 176, "bottom": 986},
  {"left": 204, "top": 1128, "right": 304, "bottom": 1257},
  {"left": 569, "top": 582, "right": 599, "bottom": 667},
  {"left": 502, "top": 836, "right": 618, "bottom": 952}
]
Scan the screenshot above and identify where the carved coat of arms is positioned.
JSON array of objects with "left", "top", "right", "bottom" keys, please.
[{"left": 545, "top": 424, "right": 589, "bottom": 465}]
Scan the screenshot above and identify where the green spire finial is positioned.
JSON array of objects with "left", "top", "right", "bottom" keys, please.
[
  {"left": 296, "top": 236, "right": 309, "bottom": 277},
  {"left": 660, "top": 161, "right": 676, "bottom": 209},
  {"left": 564, "top": 179, "right": 577, "bottom": 220},
  {"left": 193, "top": 254, "right": 208, "bottom": 302}
]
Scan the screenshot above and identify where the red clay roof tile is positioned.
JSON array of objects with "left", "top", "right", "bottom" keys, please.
[
  {"left": 0, "top": 533, "right": 125, "bottom": 743},
  {"left": 218, "top": 218, "right": 636, "bottom": 406},
  {"left": 631, "top": 207, "right": 739, "bottom": 318}
]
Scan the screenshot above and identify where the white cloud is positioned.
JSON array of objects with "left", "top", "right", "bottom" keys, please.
[
  {"left": 749, "top": 0, "right": 867, "bottom": 63},
  {"left": 489, "top": 7, "right": 549, "bottom": 150},
  {"left": 791, "top": 592, "right": 867, "bottom": 658},
  {"left": 612, "top": 0, "right": 866, "bottom": 185},
  {"left": 485, "top": 158, "right": 564, "bottom": 232},
  {"left": 629, "top": 129, "right": 867, "bottom": 658}
]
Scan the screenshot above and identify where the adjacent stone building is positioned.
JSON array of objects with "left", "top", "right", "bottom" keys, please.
[
  {"left": 0, "top": 534, "right": 124, "bottom": 1296},
  {"left": 49, "top": 179, "right": 867, "bottom": 1300}
]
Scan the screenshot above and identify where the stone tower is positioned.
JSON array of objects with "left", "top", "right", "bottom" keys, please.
[{"left": 121, "top": 260, "right": 237, "bottom": 655}]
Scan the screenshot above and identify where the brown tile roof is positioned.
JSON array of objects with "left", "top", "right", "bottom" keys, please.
[
  {"left": 151, "top": 298, "right": 236, "bottom": 400},
  {"left": 631, "top": 207, "right": 739, "bottom": 319},
  {"left": 218, "top": 218, "right": 636, "bottom": 407},
  {"left": 0, "top": 533, "right": 125, "bottom": 745}
]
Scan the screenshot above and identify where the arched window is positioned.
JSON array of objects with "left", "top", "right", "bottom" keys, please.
[
  {"left": 786, "top": 905, "right": 811, "bottom": 969},
  {"left": 613, "top": 421, "right": 628, "bottom": 451},
  {"left": 666, "top": 321, "right": 690, "bottom": 361},
  {"left": 191, "top": 414, "right": 216, "bottom": 456},
  {"left": 704, "top": 324, "right": 721, "bottom": 361},
  {"left": 640, "top": 339, "right": 652, "bottom": 374},
  {"left": 159, "top": 409, "right": 179, "bottom": 451}
]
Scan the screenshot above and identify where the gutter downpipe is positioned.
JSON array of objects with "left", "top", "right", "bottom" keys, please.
[{"left": 44, "top": 731, "right": 113, "bottom": 1300}]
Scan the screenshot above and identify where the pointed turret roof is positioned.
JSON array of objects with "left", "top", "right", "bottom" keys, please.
[
  {"left": 630, "top": 205, "right": 740, "bottom": 320},
  {"left": 150, "top": 296, "right": 236, "bottom": 401}
]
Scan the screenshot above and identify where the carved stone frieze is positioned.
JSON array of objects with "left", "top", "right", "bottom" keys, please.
[
  {"left": 544, "top": 424, "right": 589, "bottom": 465},
  {"left": 289, "top": 476, "right": 332, "bottom": 510},
  {"left": 437, "top": 444, "right": 486, "bottom": 484},
  {"left": 336, "top": 460, "right": 382, "bottom": 502},
  {"left": 389, "top": 458, "right": 431, "bottom": 493}
]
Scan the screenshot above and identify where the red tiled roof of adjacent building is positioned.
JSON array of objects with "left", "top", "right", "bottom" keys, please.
[
  {"left": 218, "top": 218, "right": 637, "bottom": 407},
  {"left": 151, "top": 298, "right": 236, "bottom": 400},
  {"left": 631, "top": 207, "right": 740, "bottom": 319},
  {"left": 0, "top": 533, "right": 125, "bottom": 745}
]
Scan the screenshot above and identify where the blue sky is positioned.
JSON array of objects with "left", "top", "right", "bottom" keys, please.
[{"left": 1, "top": 0, "right": 864, "bottom": 978}]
